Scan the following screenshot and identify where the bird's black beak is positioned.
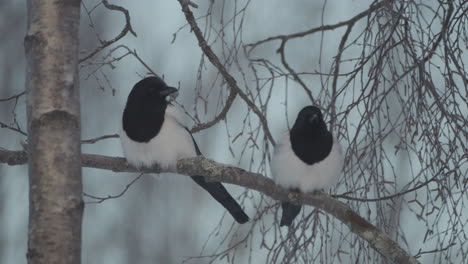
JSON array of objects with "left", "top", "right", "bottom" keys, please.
[{"left": 159, "top": 86, "right": 179, "bottom": 96}]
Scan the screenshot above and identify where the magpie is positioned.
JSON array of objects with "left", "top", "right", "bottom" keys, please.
[
  {"left": 270, "top": 106, "right": 343, "bottom": 227},
  {"left": 120, "top": 76, "right": 249, "bottom": 224}
]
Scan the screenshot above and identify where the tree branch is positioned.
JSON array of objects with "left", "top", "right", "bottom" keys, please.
[
  {"left": 0, "top": 121, "right": 27, "bottom": 136},
  {"left": 245, "top": 1, "right": 386, "bottom": 52},
  {"left": 177, "top": 0, "right": 275, "bottom": 145},
  {"left": 0, "top": 91, "right": 26, "bottom": 102},
  {"left": 190, "top": 87, "right": 237, "bottom": 133},
  {"left": 0, "top": 149, "right": 420, "bottom": 264},
  {"left": 79, "top": 0, "right": 137, "bottom": 63}
]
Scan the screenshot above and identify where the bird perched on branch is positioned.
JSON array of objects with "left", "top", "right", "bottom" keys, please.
[
  {"left": 120, "top": 76, "right": 249, "bottom": 224},
  {"left": 271, "top": 106, "right": 343, "bottom": 227}
]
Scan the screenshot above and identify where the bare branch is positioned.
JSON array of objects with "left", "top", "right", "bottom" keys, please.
[
  {"left": 177, "top": 0, "right": 275, "bottom": 145},
  {"left": 0, "top": 149, "right": 420, "bottom": 264},
  {"left": 245, "top": 1, "right": 386, "bottom": 52},
  {"left": 0, "top": 121, "right": 27, "bottom": 136},
  {"left": 81, "top": 134, "right": 119, "bottom": 144},
  {"left": 0, "top": 91, "right": 26, "bottom": 102},
  {"left": 79, "top": 0, "right": 137, "bottom": 63},
  {"left": 190, "top": 88, "right": 237, "bottom": 133},
  {"left": 83, "top": 173, "right": 144, "bottom": 203}
]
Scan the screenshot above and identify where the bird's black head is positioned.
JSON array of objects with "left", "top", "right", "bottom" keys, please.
[
  {"left": 126, "top": 76, "right": 178, "bottom": 106},
  {"left": 122, "top": 77, "right": 178, "bottom": 143},
  {"left": 290, "top": 106, "right": 332, "bottom": 165},
  {"left": 292, "top": 106, "right": 327, "bottom": 133}
]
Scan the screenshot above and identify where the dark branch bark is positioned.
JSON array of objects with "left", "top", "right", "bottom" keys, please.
[{"left": 0, "top": 149, "right": 420, "bottom": 264}]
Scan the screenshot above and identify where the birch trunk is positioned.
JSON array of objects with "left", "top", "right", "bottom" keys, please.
[{"left": 24, "top": 1, "right": 82, "bottom": 263}]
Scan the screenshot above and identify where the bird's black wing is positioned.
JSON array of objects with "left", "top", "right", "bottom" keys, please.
[
  {"left": 280, "top": 201, "right": 302, "bottom": 227},
  {"left": 185, "top": 128, "right": 249, "bottom": 224}
]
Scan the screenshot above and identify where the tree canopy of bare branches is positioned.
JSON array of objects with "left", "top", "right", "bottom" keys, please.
[{"left": 0, "top": 0, "right": 466, "bottom": 263}]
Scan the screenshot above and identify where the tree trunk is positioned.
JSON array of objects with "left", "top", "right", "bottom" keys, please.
[{"left": 24, "top": 1, "right": 82, "bottom": 264}]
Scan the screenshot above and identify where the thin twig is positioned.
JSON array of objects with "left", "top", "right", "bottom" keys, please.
[
  {"left": 177, "top": 0, "right": 275, "bottom": 145},
  {"left": 79, "top": 0, "right": 137, "bottom": 63},
  {"left": 83, "top": 173, "right": 144, "bottom": 203},
  {"left": 81, "top": 134, "right": 119, "bottom": 144}
]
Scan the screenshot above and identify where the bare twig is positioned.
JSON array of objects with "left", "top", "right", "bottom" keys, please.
[
  {"left": 79, "top": 0, "right": 137, "bottom": 63},
  {"left": 0, "top": 91, "right": 26, "bottom": 102},
  {"left": 177, "top": 0, "right": 275, "bottom": 145},
  {"left": 245, "top": 1, "right": 386, "bottom": 52},
  {"left": 0, "top": 121, "right": 27, "bottom": 136},
  {"left": 190, "top": 88, "right": 237, "bottom": 133},
  {"left": 81, "top": 134, "right": 119, "bottom": 144},
  {"left": 83, "top": 173, "right": 144, "bottom": 203}
]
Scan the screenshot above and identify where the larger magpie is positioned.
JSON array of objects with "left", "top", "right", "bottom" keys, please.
[
  {"left": 120, "top": 76, "right": 249, "bottom": 224},
  {"left": 270, "top": 106, "right": 343, "bottom": 226}
]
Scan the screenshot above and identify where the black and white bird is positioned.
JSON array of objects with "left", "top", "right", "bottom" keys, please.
[
  {"left": 270, "top": 106, "right": 343, "bottom": 227},
  {"left": 120, "top": 76, "right": 249, "bottom": 224}
]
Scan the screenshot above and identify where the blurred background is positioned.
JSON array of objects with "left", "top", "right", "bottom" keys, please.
[{"left": 1, "top": 0, "right": 466, "bottom": 263}]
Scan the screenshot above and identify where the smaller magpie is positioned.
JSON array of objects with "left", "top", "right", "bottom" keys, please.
[
  {"left": 270, "top": 106, "right": 344, "bottom": 226},
  {"left": 120, "top": 76, "right": 249, "bottom": 224}
]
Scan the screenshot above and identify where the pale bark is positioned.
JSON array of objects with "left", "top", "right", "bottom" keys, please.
[
  {"left": 24, "top": 0, "right": 82, "bottom": 264},
  {"left": 0, "top": 149, "right": 420, "bottom": 264}
]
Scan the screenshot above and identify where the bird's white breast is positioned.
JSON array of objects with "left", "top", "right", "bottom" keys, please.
[
  {"left": 119, "top": 105, "right": 197, "bottom": 170},
  {"left": 270, "top": 133, "right": 344, "bottom": 193}
]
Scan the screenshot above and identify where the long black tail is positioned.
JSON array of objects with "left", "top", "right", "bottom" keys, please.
[
  {"left": 191, "top": 176, "right": 249, "bottom": 224},
  {"left": 280, "top": 201, "right": 302, "bottom": 227}
]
